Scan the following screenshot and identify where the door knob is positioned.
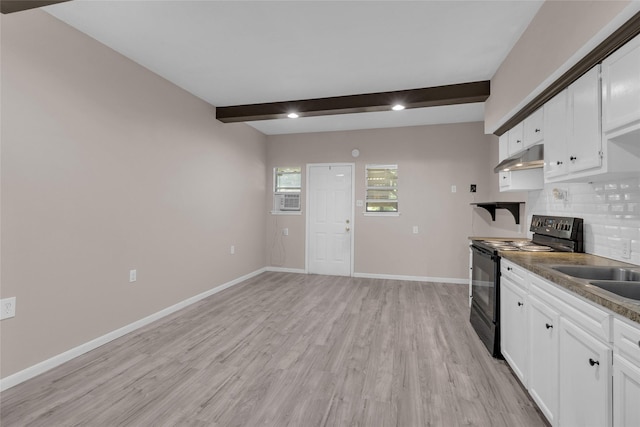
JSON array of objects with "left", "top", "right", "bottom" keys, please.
[{"left": 345, "top": 227, "right": 351, "bottom": 232}]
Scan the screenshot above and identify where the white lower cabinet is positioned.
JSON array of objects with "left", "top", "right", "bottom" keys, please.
[
  {"left": 613, "top": 318, "right": 640, "bottom": 427},
  {"left": 501, "top": 277, "right": 528, "bottom": 385},
  {"left": 613, "top": 355, "right": 640, "bottom": 427},
  {"left": 558, "top": 317, "right": 612, "bottom": 427},
  {"left": 528, "top": 294, "right": 559, "bottom": 424},
  {"left": 501, "top": 266, "right": 622, "bottom": 426}
]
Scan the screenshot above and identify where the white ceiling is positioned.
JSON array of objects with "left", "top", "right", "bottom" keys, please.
[{"left": 44, "top": 0, "right": 543, "bottom": 135}]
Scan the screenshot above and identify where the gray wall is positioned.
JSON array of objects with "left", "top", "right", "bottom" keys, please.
[
  {"left": 1, "top": 11, "right": 267, "bottom": 377},
  {"left": 485, "top": 0, "right": 632, "bottom": 132},
  {"left": 265, "top": 123, "right": 525, "bottom": 280}
]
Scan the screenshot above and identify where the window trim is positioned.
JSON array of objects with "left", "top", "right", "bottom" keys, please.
[{"left": 365, "top": 164, "right": 399, "bottom": 215}]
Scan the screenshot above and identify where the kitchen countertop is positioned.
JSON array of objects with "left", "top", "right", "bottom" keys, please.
[{"left": 499, "top": 251, "right": 640, "bottom": 324}]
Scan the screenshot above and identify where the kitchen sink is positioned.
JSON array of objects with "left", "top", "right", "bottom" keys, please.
[
  {"left": 588, "top": 281, "right": 640, "bottom": 301},
  {"left": 551, "top": 265, "right": 640, "bottom": 281}
]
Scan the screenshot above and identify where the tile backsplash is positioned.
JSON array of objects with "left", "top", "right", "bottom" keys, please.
[{"left": 527, "top": 176, "right": 640, "bottom": 265}]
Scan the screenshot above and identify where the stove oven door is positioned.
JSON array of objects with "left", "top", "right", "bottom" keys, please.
[{"left": 470, "top": 244, "right": 500, "bottom": 356}]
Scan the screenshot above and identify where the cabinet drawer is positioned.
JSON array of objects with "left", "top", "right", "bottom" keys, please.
[
  {"left": 530, "top": 273, "right": 611, "bottom": 342},
  {"left": 502, "top": 259, "right": 527, "bottom": 290},
  {"left": 614, "top": 318, "right": 640, "bottom": 366}
]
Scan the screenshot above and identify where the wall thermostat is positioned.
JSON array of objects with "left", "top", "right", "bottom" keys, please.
[{"left": 351, "top": 149, "right": 360, "bottom": 158}]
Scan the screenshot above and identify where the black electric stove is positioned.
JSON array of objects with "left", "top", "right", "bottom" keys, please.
[{"left": 470, "top": 215, "right": 584, "bottom": 357}]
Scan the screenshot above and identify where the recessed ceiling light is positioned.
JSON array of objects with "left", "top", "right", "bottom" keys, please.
[
  {"left": 287, "top": 112, "right": 299, "bottom": 119},
  {"left": 391, "top": 104, "right": 405, "bottom": 111}
]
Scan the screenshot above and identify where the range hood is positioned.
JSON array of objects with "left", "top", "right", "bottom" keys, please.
[{"left": 494, "top": 144, "right": 544, "bottom": 173}]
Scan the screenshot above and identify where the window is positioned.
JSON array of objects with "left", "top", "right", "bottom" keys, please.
[
  {"left": 273, "top": 167, "right": 302, "bottom": 213},
  {"left": 274, "top": 167, "right": 301, "bottom": 193},
  {"left": 365, "top": 164, "right": 398, "bottom": 213}
]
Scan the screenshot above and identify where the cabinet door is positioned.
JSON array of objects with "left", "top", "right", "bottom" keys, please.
[
  {"left": 501, "top": 278, "right": 528, "bottom": 385},
  {"left": 613, "top": 355, "right": 640, "bottom": 427},
  {"left": 544, "top": 90, "right": 568, "bottom": 179},
  {"left": 567, "top": 66, "right": 602, "bottom": 173},
  {"left": 508, "top": 122, "right": 525, "bottom": 155},
  {"left": 524, "top": 108, "right": 544, "bottom": 147},
  {"left": 529, "top": 295, "right": 559, "bottom": 425},
  {"left": 559, "top": 318, "right": 612, "bottom": 427},
  {"left": 602, "top": 34, "right": 640, "bottom": 137},
  {"left": 498, "top": 133, "right": 509, "bottom": 162},
  {"left": 499, "top": 171, "right": 511, "bottom": 188}
]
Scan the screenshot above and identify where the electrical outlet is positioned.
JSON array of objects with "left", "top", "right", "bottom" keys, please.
[
  {"left": 230, "top": 245, "right": 235, "bottom": 255},
  {"left": 621, "top": 239, "right": 631, "bottom": 259},
  {"left": 1, "top": 297, "right": 16, "bottom": 320},
  {"left": 470, "top": 184, "right": 477, "bottom": 193},
  {"left": 412, "top": 226, "right": 419, "bottom": 234},
  {"left": 451, "top": 185, "right": 457, "bottom": 193},
  {"left": 282, "top": 228, "right": 289, "bottom": 236},
  {"left": 129, "top": 269, "right": 137, "bottom": 283}
]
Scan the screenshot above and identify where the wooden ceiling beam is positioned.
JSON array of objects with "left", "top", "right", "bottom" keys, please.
[
  {"left": 215, "top": 80, "right": 490, "bottom": 123},
  {"left": 1, "top": 0, "right": 72, "bottom": 14}
]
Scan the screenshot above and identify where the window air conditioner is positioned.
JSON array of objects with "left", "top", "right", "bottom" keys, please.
[{"left": 274, "top": 193, "right": 301, "bottom": 211}]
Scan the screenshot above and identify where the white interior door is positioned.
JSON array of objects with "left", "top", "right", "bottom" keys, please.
[{"left": 307, "top": 164, "right": 353, "bottom": 276}]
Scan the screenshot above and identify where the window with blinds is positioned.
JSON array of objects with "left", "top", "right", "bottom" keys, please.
[
  {"left": 274, "top": 167, "right": 301, "bottom": 193},
  {"left": 365, "top": 164, "right": 398, "bottom": 213}
]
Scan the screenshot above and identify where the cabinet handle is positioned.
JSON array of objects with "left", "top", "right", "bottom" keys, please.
[
  {"left": 517, "top": 302, "right": 524, "bottom": 307},
  {"left": 589, "top": 358, "right": 600, "bottom": 366},
  {"left": 507, "top": 267, "right": 512, "bottom": 271},
  {"left": 516, "top": 139, "right": 522, "bottom": 144},
  {"left": 570, "top": 156, "right": 577, "bottom": 161},
  {"left": 535, "top": 128, "right": 541, "bottom": 133},
  {"left": 556, "top": 161, "right": 563, "bottom": 165},
  {"left": 545, "top": 323, "right": 553, "bottom": 329}
]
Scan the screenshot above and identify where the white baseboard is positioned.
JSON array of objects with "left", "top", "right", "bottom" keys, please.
[
  {"left": 265, "top": 267, "right": 307, "bottom": 274},
  {"left": 352, "top": 272, "right": 467, "bottom": 284},
  {"left": 0, "top": 267, "right": 266, "bottom": 392}
]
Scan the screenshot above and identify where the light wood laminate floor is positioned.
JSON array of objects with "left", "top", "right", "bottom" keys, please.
[{"left": 1, "top": 272, "right": 545, "bottom": 426}]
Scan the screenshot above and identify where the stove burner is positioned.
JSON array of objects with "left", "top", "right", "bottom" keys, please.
[
  {"left": 477, "top": 240, "right": 553, "bottom": 252},
  {"left": 519, "top": 245, "right": 553, "bottom": 252}
]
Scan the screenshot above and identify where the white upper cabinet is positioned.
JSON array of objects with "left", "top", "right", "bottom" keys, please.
[
  {"left": 567, "top": 65, "right": 603, "bottom": 174},
  {"left": 544, "top": 90, "right": 569, "bottom": 179},
  {"left": 545, "top": 65, "right": 605, "bottom": 182},
  {"left": 602, "top": 33, "right": 640, "bottom": 140},
  {"left": 508, "top": 122, "right": 525, "bottom": 155},
  {"left": 523, "top": 108, "right": 544, "bottom": 148},
  {"left": 498, "top": 133, "right": 509, "bottom": 162}
]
